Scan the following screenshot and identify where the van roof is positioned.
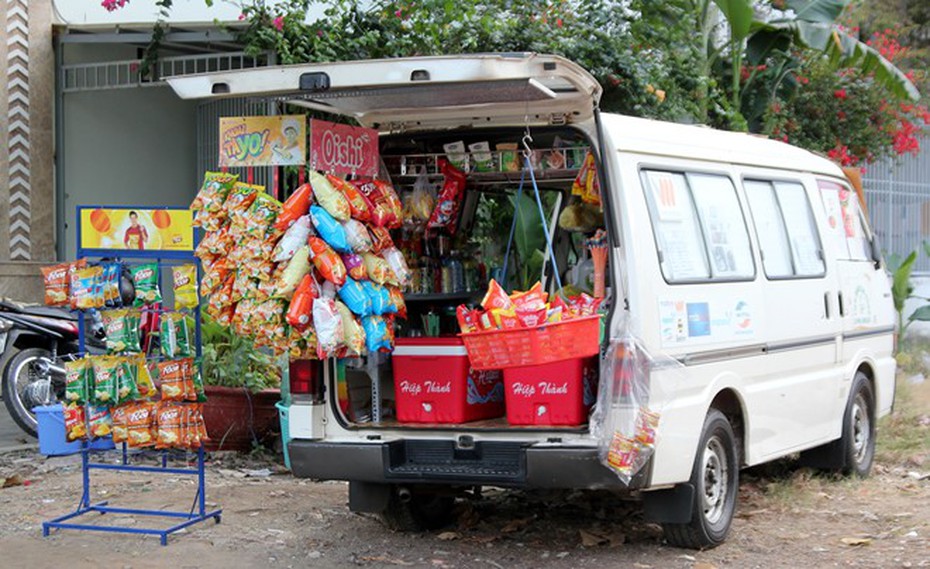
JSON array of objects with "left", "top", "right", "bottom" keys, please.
[{"left": 600, "top": 113, "right": 844, "bottom": 178}]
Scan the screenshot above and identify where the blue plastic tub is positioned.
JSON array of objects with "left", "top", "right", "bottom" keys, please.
[
  {"left": 34, "top": 404, "right": 114, "bottom": 456},
  {"left": 276, "top": 401, "right": 291, "bottom": 470}
]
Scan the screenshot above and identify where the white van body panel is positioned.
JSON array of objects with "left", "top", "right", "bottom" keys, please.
[{"left": 167, "top": 56, "right": 895, "bottom": 492}]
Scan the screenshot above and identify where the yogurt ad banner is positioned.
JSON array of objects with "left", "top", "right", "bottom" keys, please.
[
  {"left": 80, "top": 208, "right": 194, "bottom": 252},
  {"left": 219, "top": 115, "right": 307, "bottom": 167}
]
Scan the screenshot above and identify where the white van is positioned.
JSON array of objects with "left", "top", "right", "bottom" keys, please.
[{"left": 168, "top": 53, "right": 896, "bottom": 548}]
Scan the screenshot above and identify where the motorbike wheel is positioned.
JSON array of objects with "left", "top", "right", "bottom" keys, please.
[{"left": 2, "top": 347, "right": 57, "bottom": 438}]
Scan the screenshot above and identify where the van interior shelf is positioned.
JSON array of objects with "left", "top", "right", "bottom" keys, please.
[{"left": 403, "top": 291, "right": 479, "bottom": 302}]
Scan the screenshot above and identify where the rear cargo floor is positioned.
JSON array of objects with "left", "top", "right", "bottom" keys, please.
[{"left": 349, "top": 417, "right": 589, "bottom": 433}]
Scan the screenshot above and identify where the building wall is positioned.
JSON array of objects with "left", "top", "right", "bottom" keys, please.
[
  {"left": 61, "top": 86, "right": 199, "bottom": 258},
  {"left": 0, "top": 0, "right": 55, "bottom": 302}
]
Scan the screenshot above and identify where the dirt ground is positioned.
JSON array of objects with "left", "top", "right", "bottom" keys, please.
[{"left": 1, "top": 380, "right": 928, "bottom": 569}]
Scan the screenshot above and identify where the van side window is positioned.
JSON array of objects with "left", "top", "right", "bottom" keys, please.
[
  {"left": 641, "top": 170, "right": 753, "bottom": 282},
  {"left": 817, "top": 180, "right": 871, "bottom": 261},
  {"left": 744, "top": 180, "right": 826, "bottom": 278}
]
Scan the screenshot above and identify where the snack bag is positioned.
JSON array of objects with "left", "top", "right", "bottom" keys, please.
[
  {"left": 313, "top": 298, "right": 344, "bottom": 358},
  {"left": 91, "top": 355, "right": 118, "bottom": 404},
  {"left": 206, "top": 274, "right": 235, "bottom": 326},
  {"left": 327, "top": 174, "right": 370, "bottom": 222},
  {"left": 481, "top": 279, "right": 513, "bottom": 311},
  {"left": 201, "top": 258, "right": 231, "bottom": 296},
  {"left": 374, "top": 180, "right": 404, "bottom": 228},
  {"left": 387, "top": 286, "right": 407, "bottom": 320},
  {"left": 272, "top": 214, "right": 312, "bottom": 262},
  {"left": 127, "top": 401, "right": 157, "bottom": 448},
  {"left": 362, "top": 280, "right": 392, "bottom": 315},
  {"left": 190, "top": 359, "right": 206, "bottom": 402},
  {"left": 635, "top": 407, "right": 660, "bottom": 448},
  {"left": 340, "top": 252, "right": 368, "bottom": 281},
  {"left": 491, "top": 308, "right": 520, "bottom": 329},
  {"left": 65, "top": 358, "right": 89, "bottom": 404},
  {"left": 253, "top": 299, "right": 288, "bottom": 345},
  {"left": 275, "top": 182, "right": 313, "bottom": 231},
  {"left": 368, "top": 226, "right": 394, "bottom": 253},
  {"left": 41, "top": 263, "right": 71, "bottom": 306},
  {"left": 224, "top": 182, "right": 262, "bottom": 223},
  {"left": 191, "top": 171, "right": 237, "bottom": 212},
  {"left": 64, "top": 403, "right": 88, "bottom": 442},
  {"left": 103, "top": 309, "right": 141, "bottom": 353},
  {"left": 381, "top": 247, "right": 411, "bottom": 287},
  {"left": 456, "top": 305, "right": 479, "bottom": 333},
  {"left": 115, "top": 356, "right": 140, "bottom": 404},
  {"left": 361, "top": 253, "right": 395, "bottom": 286},
  {"left": 352, "top": 180, "right": 397, "bottom": 228},
  {"left": 427, "top": 158, "right": 467, "bottom": 233},
  {"left": 102, "top": 262, "right": 122, "bottom": 307},
  {"left": 173, "top": 264, "right": 199, "bottom": 310},
  {"left": 511, "top": 282, "right": 547, "bottom": 312},
  {"left": 336, "top": 301, "right": 366, "bottom": 357},
  {"left": 342, "top": 219, "right": 374, "bottom": 253},
  {"left": 309, "top": 205, "right": 350, "bottom": 253},
  {"left": 232, "top": 297, "right": 256, "bottom": 337},
  {"left": 89, "top": 405, "right": 113, "bottom": 439},
  {"left": 72, "top": 266, "right": 104, "bottom": 310},
  {"left": 111, "top": 404, "right": 129, "bottom": 444},
  {"left": 156, "top": 402, "right": 183, "bottom": 449},
  {"left": 158, "top": 359, "right": 187, "bottom": 401},
  {"left": 274, "top": 245, "right": 311, "bottom": 299},
  {"left": 309, "top": 170, "right": 351, "bottom": 221},
  {"left": 516, "top": 306, "right": 547, "bottom": 328},
  {"left": 131, "top": 263, "right": 162, "bottom": 306},
  {"left": 160, "top": 312, "right": 192, "bottom": 358},
  {"left": 362, "top": 315, "right": 392, "bottom": 353},
  {"left": 286, "top": 274, "right": 318, "bottom": 330},
  {"left": 337, "top": 277, "right": 372, "bottom": 316},
  {"left": 135, "top": 355, "right": 156, "bottom": 399},
  {"left": 308, "top": 237, "right": 347, "bottom": 286},
  {"left": 244, "top": 193, "right": 282, "bottom": 238}
]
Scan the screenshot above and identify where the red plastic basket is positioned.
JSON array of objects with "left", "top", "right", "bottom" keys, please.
[{"left": 460, "top": 315, "right": 602, "bottom": 370}]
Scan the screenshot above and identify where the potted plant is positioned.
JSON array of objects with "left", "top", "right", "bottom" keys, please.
[{"left": 200, "top": 316, "right": 282, "bottom": 451}]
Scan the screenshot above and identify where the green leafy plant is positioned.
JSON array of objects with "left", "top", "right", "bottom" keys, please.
[
  {"left": 200, "top": 315, "right": 281, "bottom": 392},
  {"left": 887, "top": 246, "right": 930, "bottom": 350}
]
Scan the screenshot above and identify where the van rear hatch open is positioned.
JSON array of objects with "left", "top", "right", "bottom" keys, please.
[{"left": 166, "top": 53, "right": 602, "bottom": 130}]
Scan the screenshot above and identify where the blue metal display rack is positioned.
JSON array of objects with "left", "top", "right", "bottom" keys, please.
[{"left": 43, "top": 206, "right": 222, "bottom": 546}]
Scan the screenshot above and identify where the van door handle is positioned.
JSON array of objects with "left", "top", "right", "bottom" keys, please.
[
  {"left": 824, "top": 292, "right": 831, "bottom": 319},
  {"left": 838, "top": 292, "right": 845, "bottom": 317}
]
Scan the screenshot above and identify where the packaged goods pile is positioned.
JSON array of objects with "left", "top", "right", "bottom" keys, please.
[{"left": 192, "top": 171, "right": 411, "bottom": 360}]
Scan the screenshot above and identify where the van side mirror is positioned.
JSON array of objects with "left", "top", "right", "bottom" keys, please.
[{"left": 870, "top": 237, "right": 883, "bottom": 270}]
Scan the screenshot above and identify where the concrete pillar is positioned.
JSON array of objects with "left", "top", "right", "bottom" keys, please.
[{"left": 0, "top": 0, "right": 55, "bottom": 302}]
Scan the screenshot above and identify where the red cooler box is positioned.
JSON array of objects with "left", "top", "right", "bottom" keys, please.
[
  {"left": 503, "top": 357, "right": 598, "bottom": 426},
  {"left": 393, "top": 337, "right": 504, "bottom": 423}
]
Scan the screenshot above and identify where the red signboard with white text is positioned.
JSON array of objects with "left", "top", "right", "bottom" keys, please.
[{"left": 308, "top": 119, "right": 379, "bottom": 178}]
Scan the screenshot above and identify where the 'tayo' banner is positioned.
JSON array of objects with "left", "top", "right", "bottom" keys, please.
[{"left": 219, "top": 115, "right": 307, "bottom": 167}]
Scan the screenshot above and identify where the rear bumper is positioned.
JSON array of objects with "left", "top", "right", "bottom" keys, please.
[{"left": 288, "top": 439, "right": 645, "bottom": 490}]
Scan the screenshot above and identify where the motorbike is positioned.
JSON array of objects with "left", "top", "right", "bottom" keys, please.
[{"left": 0, "top": 299, "right": 107, "bottom": 437}]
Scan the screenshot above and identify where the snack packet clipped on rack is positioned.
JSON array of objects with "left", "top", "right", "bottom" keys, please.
[
  {"left": 342, "top": 219, "right": 374, "bottom": 253},
  {"left": 244, "top": 193, "right": 282, "bottom": 239},
  {"left": 64, "top": 403, "right": 87, "bottom": 442},
  {"left": 352, "top": 179, "right": 398, "bottom": 228},
  {"left": 313, "top": 298, "right": 344, "bottom": 358},
  {"left": 275, "top": 182, "right": 313, "bottom": 231},
  {"left": 309, "top": 170, "right": 351, "bottom": 221},
  {"left": 89, "top": 405, "right": 113, "bottom": 439},
  {"left": 327, "top": 174, "right": 370, "bottom": 222},
  {"left": 41, "top": 263, "right": 72, "bottom": 306},
  {"left": 127, "top": 401, "right": 157, "bottom": 448},
  {"left": 173, "top": 264, "right": 199, "bottom": 310},
  {"left": 160, "top": 312, "right": 192, "bottom": 358},
  {"left": 272, "top": 215, "right": 312, "bottom": 262},
  {"left": 131, "top": 263, "right": 162, "bottom": 306},
  {"left": 274, "top": 245, "right": 310, "bottom": 299},
  {"left": 286, "top": 274, "right": 318, "bottom": 330},
  {"left": 361, "top": 253, "right": 395, "bottom": 286},
  {"left": 103, "top": 309, "right": 141, "bottom": 353},
  {"left": 336, "top": 301, "right": 366, "bottom": 357},
  {"left": 310, "top": 205, "right": 350, "bottom": 253},
  {"left": 135, "top": 355, "right": 156, "bottom": 399},
  {"left": 155, "top": 402, "right": 183, "bottom": 449},
  {"left": 158, "top": 359, "right": 187, "bottom": 401},
  {"left": 191, "top": 171, "right": 237, "bottom": 213},
  {"left": 102, "top": 262, "right": 122, "bottom": 307},
  {"left": 115, "top": 356, "right": 140, "bottom": 404},
  {"left": 308, "top": 237, "right": 347, "bottom": 286},
  {"left": 64, "top": 358, "right": 89, "bottom": 404},
  {"left": 340, "top": 252, "right": 368, "bottom": 281},
  {"left": 427, "top": 158, "right": 467, "bottom": 233},
  {"left": 71, "top": 266, "right": 104, "bottom": 310},
  {"left": 337, "top": 277, "right": 372, "bottom": 317},
  {"left": 362, "top": 315, "right": 392, "bottom": 353},
  {"left": 91, "top": 355, "right": 118, "bottom": 404},
  {"left": 224, "top": 182, "right": 262, "bottom": 222},
  {"left": 111, "top": 403, "right": 129, "bottom": 444}
]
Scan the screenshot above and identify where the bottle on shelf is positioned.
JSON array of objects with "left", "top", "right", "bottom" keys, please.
[{"left": 449, "top": 251, "right": 465, "bottom": 294}]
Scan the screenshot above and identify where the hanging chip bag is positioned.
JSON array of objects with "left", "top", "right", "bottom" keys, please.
[
  {"left": 135, "top": 355, "right": 156, "bottom": 399},
  {"left": 89, "top": 405, "right": 113, "bottom": 439},
  {"left": 131, "top": 263, "right": 162, "bottom": 306},
  {"left": 327, "top": 174, "right": 371, "bottom": 222},
  {"left": 72, "top": 266, "right": 104, "bottom": 310},
  {"left": 127, "top": 402, "right": 157, "bottom": 448},
  {"left": 173, "top": 264, "right": 199, "bottom": 309},
  {"left": 308, "top": 170, "right": 351, "bottom": 221},
  {"left": 64, "top": 358, "right": 89, "bottom": 404},
  {"left": 342, "top": 219, "right": 374, "bottom": 253},
  {"left": 337, "top": 276, "right": 372, "bottom": 316},
  {"left": 158, "top": 359, "right": 187, "bottom": 401},
  {"left": 273, "top": 214, "right": 313, "bottom": 262},
  {"left": 381, "top": 247, "right": 411, "bottom": 287},
  {"left": 309, "top": 205, "right": 350, "bottom": 253},
  {"left": 275, "top": 182, "right": 313, "bottom": 231},
  {"left": 111, "top": 404, "right": 129, "bottom": 444},
  {"left": 64, "top": 403, "right": 88, "bottom": 442},
  {"left": 156, "top": 402, "right": 183, "bottom": 449},
  {"left": 340, "top": 252, "right": 368, "bottom": 281},
  {"left": 274, "top": 245, "right": 310, "bottom": 299},
  {"left": 361, "top": 253, "right": 395, "bottom": 286},
  {"left": 336, "top": 301, "right": 366, "bottom": 357},
  {"left": 362, "top": 315, "right": 392, "bottom": 353},
  {"left": 286, "top": 274, "right": 318, "bottom": 331},
  {"left": 103, "top": 309, "right": 140, "bottom": 353},
  {"left": 41, "top": 263, "right": 71, "bottom": 306},
  {"left": 115, "top": 356, "right": 140, "bottom": 404},
  {"left": 313, "top": 298, "right": 344, "bottom": 358},
  {"left": 160, "top": 312, "right": 192, "bottom": 358},
  {"left": 308, "top": 237, "right": 347, "bottom": 286}
]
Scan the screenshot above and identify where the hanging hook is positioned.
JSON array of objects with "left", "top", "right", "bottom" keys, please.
[{"left": 521, "top": 132, "right": 534, "bottom": 160}]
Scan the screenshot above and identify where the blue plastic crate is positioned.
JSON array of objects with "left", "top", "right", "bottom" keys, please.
[{"left": 276, "top": 401, "right": 291, "bottom": 470}]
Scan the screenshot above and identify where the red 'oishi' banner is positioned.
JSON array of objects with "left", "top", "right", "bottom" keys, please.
[{"left": 308, "top": 119, "right": 379, "bottom": 178}]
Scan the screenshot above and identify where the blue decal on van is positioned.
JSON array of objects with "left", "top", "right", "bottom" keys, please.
[{"left": 687, "top": 302, "right": 711, "bottom": 337}]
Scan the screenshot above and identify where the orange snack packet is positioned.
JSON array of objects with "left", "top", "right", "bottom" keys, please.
[
  {"left": 126, "top": 402, "right": 157, "bottom": 448},
  {"left": 480, "top": 279, "right": 513, "bottom": 311},
  {"left": 41, "top": 263, "right": 71, "bottom": 306},
  {"left": 111, "top": 403, "right": 129, "bottom": 444},
  {"left": 64, "top": 403, "right": 87, "bottom": 442},
  {"left": 155, "top": 402, "right": 184, "bottom": 449},
  {"left": 158, "top": 359, "right": 186, "bottom": 401},
  {"left": 327, "top": 174, "right": 371, "bottom": 222}
]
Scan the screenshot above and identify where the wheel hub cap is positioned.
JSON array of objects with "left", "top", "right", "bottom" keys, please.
[{"left": 701, "top": 436, "right": 728, "bottom": 525}]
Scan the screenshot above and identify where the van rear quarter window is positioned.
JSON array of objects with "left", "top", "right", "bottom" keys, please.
[
  {"left": 817, "top": 179, "right": 871, "bottom": 261},
  {"left": 641, "top": 169, "right": 753, "bottom": 283}
]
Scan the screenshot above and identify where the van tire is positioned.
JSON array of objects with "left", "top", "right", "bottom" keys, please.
[
  {"left": 799, "top": 371, "right": 875, "bottom": 477},
  {"left": 379, "top": 489, "right": 456, "bottom": 532},
  {"left": 662, "top": 409, "right": 738, "bottom": 549}
]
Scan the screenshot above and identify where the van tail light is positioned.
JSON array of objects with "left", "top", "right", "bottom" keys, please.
[{"left": 289, "top": 359, "right": 322, "bottom": 402}]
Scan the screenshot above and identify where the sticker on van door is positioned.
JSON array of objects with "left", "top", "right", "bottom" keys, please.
[{"left": 659, "top": 298, "right": 756, "bottom": 346}]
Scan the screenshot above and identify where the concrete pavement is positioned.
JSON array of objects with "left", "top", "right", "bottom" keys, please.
[{"left": 0, "top": 397, "right": 35, "bottom": 452}]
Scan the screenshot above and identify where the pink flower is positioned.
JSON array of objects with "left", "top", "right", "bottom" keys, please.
[
  {"left": 395, "top": 9, "right": 402, "bottom": 18},
  {"left": 238, "top": 13, "right": 246, "bottom": 21},
  {"left": 273, "top": 16, "right": 284, "bottom": 31},
  {"left": 833, "top": 89, "right": 847, "bottom": 100},
  {"left": 101, "top": 0, "right": 128, "bottom": 12}
]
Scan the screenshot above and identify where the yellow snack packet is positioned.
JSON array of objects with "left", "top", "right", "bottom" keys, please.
[{"left": 173, "top": 264, "right": 199, "bottom": 310}]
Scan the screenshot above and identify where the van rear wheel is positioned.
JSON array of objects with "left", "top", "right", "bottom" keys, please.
[{"left": 663, "top": 409, "right": 739, "bottom": 549}]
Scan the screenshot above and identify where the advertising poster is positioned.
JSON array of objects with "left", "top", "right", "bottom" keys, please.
[
  {"left": 219, "top": 115, "right": 307, "bottom": 167},
  {"left": 80, "top": 208, "right": 194, "bottom": 251},
  {"left": 308, "top": 119, "right": 380, "bottom": 178}
]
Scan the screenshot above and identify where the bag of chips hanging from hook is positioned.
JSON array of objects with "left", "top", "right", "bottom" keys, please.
[
  {"left": 275, "top": 182, "right": 313, "bottom": 231},
  {"left": 273, "top": 214, "right": 313, "bottom": 262},
  {"left": 64, "top": 403, "right": 88, "bottom": 442},
  {"left": 173, "top": 264, "right": 199, "bottom": 310},
  {"left": 327, "top": 174, "right": 371, "bottom": 222},
  {"left": 309, "top": 170, "right": 351, "bottom": 221},
  {"left": 65, "top": 358, "right": 90, "bottom": 404},
  {"left": 131, "top": 263, "right": 162, "bottom": 306},
  {"left": 89, "top": 404, "right": 113, "bottom": 439},
  {"left": 342, "top": 219, "right": 374, "bottom": 254}
]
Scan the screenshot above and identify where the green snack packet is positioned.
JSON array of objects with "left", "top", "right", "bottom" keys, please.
[
  {"left": 115, "top": 356, "right": 140, "bottom": 404},
  {"left": 192, "top": 357, "right": 206, "bottom": 403},
  {"left": 91, "top": 355, "right": 117, "bottom": 405},
  {"left": 160, "top": 312, "right": 192, "bottom": 359},
  {"left": 245, "top": 193, "right": 282, "bottom": 239},
  {"left": 103, "top": 309, "right": 142, "bottom": 353},
  {"left": 131, "top": 263, "right": 162, "bottom": 306},
  {"left": 64, "top": 358, "right": 89, "bottom": 404}
]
